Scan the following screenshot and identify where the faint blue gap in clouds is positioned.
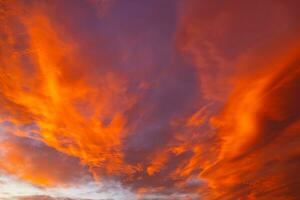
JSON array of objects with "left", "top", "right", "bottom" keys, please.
[
  {"left": 0, "top": 122, "right": 13, "bottom": 144},
  {"left": 0, "top": 175, "right": 42, "bottom": 198},
  {"left": 0, "top": 174, "right": 137, "bottom": 200},
  {"left": 46, "top": 180, "right": 137, "bottom": 200},
  {"left": 0, "top": 120, "right": 42, "bottom": 142},
  {"left": 140, "top": 192, "right": 201, "bottom": 200}
]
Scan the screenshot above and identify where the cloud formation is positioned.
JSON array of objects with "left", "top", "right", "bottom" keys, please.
[
  {"left": 16, "top": 196, "right": 92, "bottom": 200},
  {"left": 0, "top": 0, "right": 299, "bottom": 199}
]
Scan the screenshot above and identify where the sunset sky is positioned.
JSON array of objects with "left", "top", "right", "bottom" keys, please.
[{"left": 0, "top": 0, "right": 299, "bottom": 199}]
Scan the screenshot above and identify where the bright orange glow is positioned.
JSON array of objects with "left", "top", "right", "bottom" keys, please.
[{"left": 0, "top": 5, "right": 137, "bottom": 182}]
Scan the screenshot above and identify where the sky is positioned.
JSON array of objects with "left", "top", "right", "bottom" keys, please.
[{"left": 0, "top": 0, "right": 299, "bottom": 199}]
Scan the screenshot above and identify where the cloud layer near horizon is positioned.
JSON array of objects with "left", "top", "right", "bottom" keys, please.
[{"left": 0, "top": 0, "right": 299, "bottom": 199}]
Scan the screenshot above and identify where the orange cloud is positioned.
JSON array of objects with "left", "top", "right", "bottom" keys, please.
[
  {"left": 176, "top": 0, "right": 300, "bottom": 199},
  {"left": 202, "top": 41, "right": 300, "bottom": 199},
  {"left": 0, "top": 0, "right": 137, "bottom": 184}
]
